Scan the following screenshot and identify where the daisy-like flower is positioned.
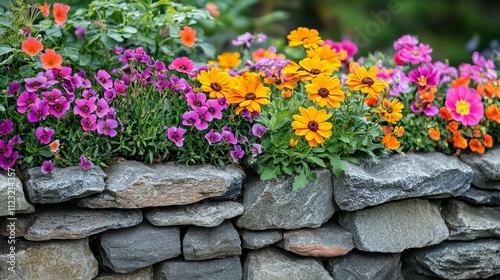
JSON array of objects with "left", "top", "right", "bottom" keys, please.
[
  {"left": 408, "top": 65, "right": 439, "bottom": 90},
  {"left": 377, "top": 98, "right": 404, "bottom": 124},
  {"left": 323, "top": 39, "right": 358, "bottom": 62},
  {"left": 287, "top": 27, "right": 324, "bottom": 49},
  {"left": 179, "top": 26, "right": 197, "bottom": 47},
  {"left": 169, "top": 57, "right": 195, "bottom": 74},
  {"left": 306, "top": 45, "right": 342, "bottom": 70},
  {"left": 166, "top": 126, "right": 187, "bottom": 147},
  {"left": 21, "top": 37, "right": 44, "bottom": 57},
  {"left": 305, "top": 75, "right": 345, "bottom": 108},
  {"left": 197, "top": 68, "right": 234, "bottom": 98},
  {"left": 40, "top": 49, "right": 63, "bottom": 70},
  {"left": 346, "top": 63, "right": 387, "bottom": 97},
  {"left": 445, "top": 86, "right": 484, "bottom": 126},
  {"left": 291, "top": 106, "right": 333, "bottom": 147},
  {"left": 79, "top": 155, "right": 94, "bottom": 171},
  {"left": 41, "top": 160, "right": 55, "bottom": 174},
  {"left": 297, "top": 56, "right": 334, "bottom": 82},
  {"left": 217, "top": 52, "right": 242, "bottom": 70},
  {"left": 227, "top": 76, "right": 270, "bottom": 114}
]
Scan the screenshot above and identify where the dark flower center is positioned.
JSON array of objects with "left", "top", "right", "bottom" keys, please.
[
  {"left": 308, "top": 121, "right": 319, "bottom": 132},
  {"left": 318, "top": 88, "right": 329, "bottom": 98},
  {"left": 180, "top": 65, "right": 187, "bottom": 70},
  {"left": 208, "top": 107, "right": 215, "bottom": 114},
  {"left": 362, "top": 77, "right": 374, "bottom": 86},
  {"left": 210, "top": 82, "right": 222, "bottom": 91},
  {"left": 194, "top": 100, "right": 202, "bottom": 107},
  {"left": 81, "top": 105, "right": 89, "bottom": 113},
  {"left": 386, "top": 106, "right": 393, "bottom": 113},
  {"left": 245, "top": 92, "right": 256, "bottom": 100},
  {"left": 32, "top": 82, "right": 40, "bottom": 88},
  {"left": 310, "top": 68, "right": 321, "bottom": 75}
]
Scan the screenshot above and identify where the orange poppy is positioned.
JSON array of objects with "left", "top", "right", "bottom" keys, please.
[
  {"left": 439, "top": 107, "right": 453, "bottom": 121},
  {"left": 469, "top": 138, "right": 485, "bottom": 154},
  {"left": 40, "top": 49, "right": 63, "bottom": 70},
  {"left": 22, "top": 37, "right": 44, "bottom": 57},
  {"left": 180, "top": 26, "right": 197, "bottom": 47},
  {"left": 483, "top": 134, "right": 493, "bottom": 147},
  {"left": 428, "top": 128, "right": 440, "bottom": 141},
  {"left": 37, "top": 2, "right": 50, "bottom": 17},
  {"left": 381, "top": 134, "right": 400, "bottom": 150},
  {"left": 53, "top": 3, "right": 70, "bottom": 26},
  {"left": 451, "top": 77, "right": 470, "bottom": 88},
  {"left": 453, "top": 131, "right": 467, "bottom": 149},
  {"left": 446, "top": 121, "right": 459, "bottom": 133},
  {"left": 477, "top": 80, "right": 500, "bottom": 99},
  {"left": 485, "top": 104, "right": 498, "bottom": 121}
]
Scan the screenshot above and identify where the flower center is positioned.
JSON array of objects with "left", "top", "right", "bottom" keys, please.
[
  {"left": 180, "top": 65, "right": 187, "bottom": 70},
  {"left": 194, "top": 100, "right": 202, "bottom": 107},
  {"left": 362, "top": 77, "right": 374, "bottom": 86},
  {"left": 310, "top": 68, "right": 321, "bottom": 75},
  {"left": 245, "top": 92, "right": 256, "bottom": 100},
  {"left": 210, "top": 82, "right": 222, "bottom": 91},
  {"left": 418, "top": 75, "right": 427, "bottom": 87},
  {"left": 81, "top": 105, "right": 89, "bottom": 113},
  {"left": 307, "top": 121, "right": 319, "bottom": 132},
  {"left": 456, "top": 100, "right": 470, "bottom": 115},
  {"left": 208, "top": 107, "right": 215, "bottom": 114},
  {"left": 318, "top": 88, "right": 329, "bottom": 98}
]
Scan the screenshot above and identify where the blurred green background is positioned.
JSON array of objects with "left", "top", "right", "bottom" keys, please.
[{"left": 43, "top": 0, "right": 500, "bottom": 65}]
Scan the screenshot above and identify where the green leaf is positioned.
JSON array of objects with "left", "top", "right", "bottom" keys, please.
[
  {"left": 292, "top": 171, "right": 308, "bottom": 191},
  {"left": 0, "top": 45, "right": 14, "bottom": 56},
  {"left": 308, "top": 156, "right": 326, "bottom": 168},
  {"left": 106, "top": 32, "right": 124, "bottom": 42},
  {"left": 20, "top": 65, "right": 34, "bottom": 78},
  {"left": 123, "top": 26, "right": 138, "bottom": 34},
  {"left": 282, "top": 165, "right": 294, "bottom": 175},
  {"left": 260, "top": 165, "right": 279, "bottom": 180},
  {"left": 38, "top": 149, "right": 54, "bottom": 158},
  {"left": 339, "top": 136, "right": 351, "bottom": 143},
  {"left": 198, "top": 43, "right": 215, "bottom": 58},
  {"left": 64, "top": 47, "right": 80, "bottom": 61},
  {"left": 0, "top": 16, "right": 11, "bottom": 28},
  {"left": 100, "top": 34, "right": 118, "bottom": 50},
  {"left": 329, "top": 154, "right": 346, "bottom": 177}
]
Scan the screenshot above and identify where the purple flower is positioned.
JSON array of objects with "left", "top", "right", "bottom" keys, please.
[
  {"left": 410, "top": 101, "right": 439, "bottom": 116},
  {"left": 81, "top": 115, "right": 97, "bottom": 131},
  {"left": 230, "top": 145, "right": 245, "bottom": 162},
  {"left": 17, "top": 91, "right": 39, "bottom": 113},
  {"left": 35, "top": 127, "right": 55, "bottom": 144},
  {"left": 74, "top": 98, "right": 97, "bottom": 118},
  {"left": 393, "top": 35, "right": 419, "bottom": 50},
  {"left": 97, "top": 119, "right": 118, "bottom": 137},
  {"left": 434, "top": 61, "right": 458, "bottom": 84},
  {"left": 0, "top": 151, "right": 18, "bottom": 170},
  {"left": 114, "top": 45, "right": 124, "bottom": 55},
  {"left": 61, "top": 77, "right": 75, "bottom": 94},
  {"left": 232, "top": 32, "right": 255, "bottom": 48},
  {"left": 82, "top": 89, "right": 97, "bottom": 99},
  {"left": 182, "top": 110, "right": 201, "bottom": 127},
  {"left": 95, "top": 98, "right": 110, "bottom": 118},
  {"left": 27, "top": 100, "right": 48, "bottom": 122},
  {"left": 408, "top": 65, "right": 439, "bottom": 90},
  {"left": 252, "top": 124, "right": 267, "bottom": 138},
  {"left": 166, "top": 126, "right": 186, "bottom": 147},
  {"left": 238, "top": 135, "right": 248, "bottom": 144},
  {"left": 186, "top": 92, "right": 207, "bottom": 109},
  {"left": 250, "top": 143, "right": 262, "bottom": 157},
  {"left": 114, "top": 80, "right": 128, "bottom": 96},
  {"left": 104, "top": 89, "right": 117, "bottom": 102},
  {"left": 7, "top": 81, "right": 20, "bottom": 95},
  {"left": 95, "top": 70, "right": 113, "bottom": 89},
  {"left": 0, "top": 120, "right": 13, "bottom": 136},
  {"left": 397, "top": 43, "right": 433, "bottom": 65},
  {"left": 389, "top": 70, "right": 410, "bottom": 96},
  {"left": 205, "top": 129, "right": 221, "bottom": 145},
  {"left": 105, "top": 108, "right": 116, "bottom": 120},
  {"left": 221, "top": 130, "right": 237, "bottom": 145},
  {"left": 79, "top": 155, "right": 94, "bottom": 170},
  {"left": 8, "top": 135, "right": 22, "bottom": 146},
  {"left": 0, "top": 139, "right": 12, "bottom": 157},
  {"left": 75, "top": 26, "right": 87, "bottom": 40},
  {"left": 48, "top": 97, "right": 70, "bottom": 118},
  {"left": 24, "top": 76, "right": 48, "bottom": 92},
  {"left": 195, "top": 107, "right": 213, "bottom": 130},
  {"left": 255, "top": 33, "right": 267, "bottom": 44},
  {"left": 41, "top": 88, "right": 61, "bottom": 104},
  {"left": 206, "top": 99, "right": 224, "bottom": 119},
  {"left": 41, "top": 160, "right": 54, "bottom": 174}
]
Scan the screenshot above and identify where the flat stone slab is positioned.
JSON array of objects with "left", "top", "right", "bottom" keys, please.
[
  {"left": 78, "top": 161, "right": 245, "bottom": 208},
  {"left": 145, "top": 200, "right": 244, "bottom": 227},
  {"left": 441, "top": 199, "right": 500, "bottom": 240},
  {"left": 93, "top": 266, "right": 153, "bottom": 280},
  {"left": 460, "top": 147, "right": 500, "bottom": 190},
  {"left": 458, "top": 187, "right": 500, "bottom": 206},
  {"left": 183, "top": 220, "right": 241, "bottom": 261},
  {"left": 280, "top": 222, "right": 354, "bottom": 257},
  {"left": 155, "top": 256, "right": 242, "bottom": 280},
  {"left": 326, "top": 249, "right": 402, "bottom": 280},
  {"left": 25, "top": 165, "right": 106, "bottom": 204},
  {"left": 99, "top": 222, "right": 181, "bottom": 273},
  {"left": 236, "top": 169, "right": 334, "bottom": 230},
  {"left": 243, "top": 246, "right": 333, "bottom": 280},
  {"left": 0, "top": 171, "right": 34, "bottom": 216},
  {"left": 338, "top": 198, "right": 449, "bottom": 253},
  {"left": 333, "top": 153, "right": 473, "bottom": 211},
  {"left": 241, "top": 229, "right": 282, "bottom": 249},
  {"left": 404, "top": 239, "right": 500, "bottom": 279}
]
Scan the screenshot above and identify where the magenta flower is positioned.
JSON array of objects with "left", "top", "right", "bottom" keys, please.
[
  {"left": 250, "top": 143, "right": 262, "bottom": 157},
  {"left": 389, "top": 70, "right": 410, "bottom": 96},
  {"left": 61, "top": 77, "right": 75, "bottom": 95},
  {"left": 232, "top": 32, "right": 255, "bottom": 48},
  {"left": 153, "top": 59, "right": 167, "bottom": 73},
  {"left": 24, "top": 76, "right": 48, "bottom": 92},
  {"left": 169, "top": 57, "right": 195, "bottom": 74},
  {"left": 17, "top": 91, "right": 39, "bottom": 113},
  {"left": 8, "top": 135, "right": 22, "bottom": 146},
  {"left": 166, "top": 126, "right": 187, "bottom": 147},
  {"left": 182, "top": 110, "right": 201, "bottom": 127},
  {"left": 82, "top": 89, "right": 97, "bottom": 99},
  {"left": 104, "top": 89, "right": 117, "bottom": 102},
  {"left": 41, "top": 160, "right": 54, "bottom": 174},
  {"left": 221, "top": 130, "right": 237, "bottom": 145},
  {"left": 186, "top": 92, "right": 207, "bottom": 109},
  {"left": 393, "top": 35, "right": 419, "bottom": 50},
  {"left": 81, "top": 115, "right": 98, "bottom": 131},
  {"left": 445, "top": 86, "right": 484, "bottom": 126},
  {"left": 114, "top": 80, "right": 128, "bottom": 96},
  {"left": 434, "top": 61, "right": 458, "bottom": 84},
  {"left": 397, "top": 43, "right": 432, "bottom": 65},
  {"left": 230, "top": 145, "right": 245, "bottom": 163},
  {"left": 27, "top": 100, "right": 48, "bottom": 122},
  {"left": 79, "top": 155, "right": 94, "bottom": 171},
  {"left": 409, "top": 66, "right": 439, "bottom": 90},
  {"left": 35, "top": 127, "right": 55, "bottom": 145},
  {"left": 252, "top": 124, "right": 267, "bottom": 138},
  {"left": 323, "top": 39, "right": 358, "bottom": 61},
  {"left": 195, "top": 107, "right": 213, "bottom": 130},
  {"left": 0, "top": 120, "right": 13, "bottom": 136},
  {"left": 238, "top": 135, "right": 248, "bottom": 144},
  {"left": 205, "top": 129, "right": 221, "bottom": 145},
  {"left": 0, "top": 140, "right": 12, "bottom": 157},
  {"left": 48, "top": 97, "right": 70, "bottom": 118},
  {"left": 95, "top": 70, "right": 112, "bottom": 89},
  {"left": 42, "top": 88, "right": 61, "bottom": 104},
  {"left": 410, "top": 101, "right": 439, "bottom": 116},
  {"left": 74, "top": 98, "right": 97, "bottom": 118},
  {"left": 97, "top": 119, "right": 118, "bottom": 137},
  {"left": 0, "top": 151, "right": 18, "bottom": 170},
  {"left": 206, "top": 99, "right": 224, "bottom": 119},
  {"left": 7, "top": 81, "right": 20, "bottom": 95},
  {"left": 75, "top": 26, "right": 87, "bottom": 40},
  {"left": 95, "top": 98, "right": 111, "bottom": 118}
]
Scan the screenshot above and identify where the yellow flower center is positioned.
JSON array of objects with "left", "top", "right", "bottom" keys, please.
[
  {"left": 418, "top": 75, "right": 427, "bottom": 87},
  {"left": 456, "top": 100, "right": 470, "bottom": 115}
]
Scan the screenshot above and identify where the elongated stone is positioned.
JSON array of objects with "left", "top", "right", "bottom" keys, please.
[
  {"left": 326, "top": 250, "right": 402, "bottom": 280},
  {"left": 155, "top": 256, "right": 242, "bottom": 280},
  {"left": 0, "top": 171, "right": 34, "bottom": 216},
  {"left": 460, "top": 147, "right": 500, "bottom": 190}
]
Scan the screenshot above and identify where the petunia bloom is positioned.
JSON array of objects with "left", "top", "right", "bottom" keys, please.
[
  {"left": 95, "top": 70, "right": 112, "bottom": 89},
  {"left": 97, "top": 119, "right": 118, "bottom": 137},
  {"left": 179, "top": 26, "right": 197, "bottom": 47},
  {"left": 79, "top": 155, "right": 94, "bottom": 170},
  {"left": 7, "top": 81, "right": 21, "bottom": 95},
  {"left": 205, "top": 129, "right": 221, "bottom": 145},
  {"left": 0, "top": 120, "right": 13, "bottom": 136},
  {"left": 230, "top": 145, "right": 245, "bottom": 163},
  {"left": 291, "top": 106, "right": 333, "bottom": 147},
  {"left": 35, "top": 127, "right": 55, "bottom": 144},
  {"left": 22, "top": 37, "right": 44, "bottom": 57},
  {"left": 195, "top": 107, "right": 213, "bottom": 130},
  {"left": 186, "top": 92, "right": 207, "bottom": 109},
  {"left": 169, "top": 57, "right": 195, "bottom": 74},
  {"left": 41, "top": 160, "right": 55, "bottom": 174},
  {"left": 166, "top": 126, "right": 187, "bottom": 147},
  {"left": 74, "top": 98, "right": 97, "bottom": 118},
  {"left": 81, "top": 115, "right": 98, "bottom": 131},
  {"left": 53, "top": 3, "right": 70, "bottom": 26},
  {"left": 445, "top": 86, "right": 484, "bottom": 126},
  {"left": 40, "top": 49, "right": 63, "bottom": 70},
  {"left": 27, "top": 101, "right": 49, "bottom": 122},
  {"left": 252, "top": 124, "right": 267, "bottom": 138}
]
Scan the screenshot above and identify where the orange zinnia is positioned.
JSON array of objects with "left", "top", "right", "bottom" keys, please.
[
  {"left": 37, "top": 2, "right": 51, "bottom": 17},
  {"left": 40, "top": 49, "right": 63, "bottom": 70},
  {"left": 22, "top": 37, "right": 44, "bottom": 57},
  {"left": 428, "top": 128, "right": 441, "bottom": 141},
  {"left": 483, "top": 134, "right": 493, "bottom": 147},
  {"left": 381, "top": 134, "right": 400, "bottom": 150},
  {"left": 180, "top": 26, "right": 197, "bottom": 47},
  {"left": 53, "top": 3, "right": 70, "bottom": 26},
  {"left": 469, "top": 138, "right": 485, "bottom": 154}
]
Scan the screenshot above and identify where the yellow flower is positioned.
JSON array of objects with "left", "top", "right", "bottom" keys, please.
[
  {"left": 197, "top": 68, "right": 234, "bottom": 98},
  {"left": 291, "top": 106, "right": 333, "bottom": 147},
  {"left": 297, "top": 56, "right": 334, "bottom": 82},
  {"left": 381, "top": 134, "right": 400, "bottom": 150},
  {"left": 227, "top": 76, "right": 270, "bottom": 114},
  {"left": 305, "top": 75, "right": 345, "bottom": 108},
  {"left": 217, "top": 52, "right": 241, "bottom": 70},
  {"left": 287, "top": 27, "right": 324, "bottom": 49},
  {"left": 281, "top": 87, "right": 294, "bottom": 99},
  {"left": 281, "top": 61, "right": 305, "bottom": 80},
  {"left": 377, "top": 98, "right": 404, "bottom": 124},
  {"left": 290, "top": 139, "right": 298, "bottom": 147},
  {"left": 306, "top": 45, "right": 342, "bottom": 71},
  {"left": 346, "top": 62, "right": 387, "bottom": 97}
]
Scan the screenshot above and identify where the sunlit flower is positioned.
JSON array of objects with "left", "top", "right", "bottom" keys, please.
[
  {"left": 227, "top": 76, "right": 270, "bottom": 114},
  {"left": 79, "top": 155, "right": 94, "bottom": 170},
  {"left": 22, "top": 37, "right": 44, "bottom": 57},
  {"left": 453, "top": 131, "right": 468, "bottom": 149},
  {"left": 217, "top": 52, "right": 242, "bottom": 70},
  {"left": 408, "top": 65, "right": 439, "bottom": 90},
  {"left": 381, "top": 134, "right": 400, "bottom": 150},
  {"left": 180, "top": 26, "right": 197, "bottom": 47},
  {"left": 445, "top": 86, "right": 484, "bottom": 126},
  {"left": 306, "top": 45, "right": 342, "bottom": 70},
  {"left": 197, "top": 68, "right": 234, "bottom": 98},
  {"left": 410, "top": 87, "right": 438, "bottom": 116},
  {"left": 305, "top": 75, "right": 345, "bottom": 108},
  {"left": 287, "top": 27, "right": 324, "bottom": 49},
  {"left": 40, "top": 49, "right": 63, "bottom": 70},
  {"left": 428, "top": 128, "right": 441, "bottom": 141},
  {"left": 322, "top": 39, "right": 358, "bottom": 61},
  {"left": 35, "top": 127, "right": 54, "bottom": 145},
  {"left": 169, "top": 57, "right": 195, "bottom": 74},
  {"left": 291, "top": 106, "right": 332, "bottom": 147},
  {"left": 297, "top": 56, "right": 334, "bottom": 81},
  {"left": 476, "top": 79, "right": 500, "bottom": 98},
  {"left": 377, "top": 98, "right": 404, "bottom": 124},
  {"left": 41, "top": 160, "right": 54, "bottom": 174},
  {"left": 346, "top": 63, "right": 387, "bottom": 96}
]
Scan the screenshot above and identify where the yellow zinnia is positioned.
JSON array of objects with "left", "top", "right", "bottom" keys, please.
[
  {"left": 346, "top": 62, "right": 388, "bottom": 97},
  {"left": 197, "top": 68, "right": 234, "bottom": 98},
  {"left": 377, "top": 98, "right": 404, "bottom": 124},
  {"left": 297, "top": 56, "right": 334, "bottom": 82},
  {"left": 287, "top": 27, "right": 324, "bottom": 49},
  {"left": 217, "top": 52, "right": 241, "bottom": 70},
  {"left": 306, "top": 45, "right": 342, "bottom": 71},
  {"left": 227, "top": 76, "right": 270, "bottom": 114},
  {"left": 305, "top": 75, "right": 345, "bottom": 108},
  {"left": 291, "top": 106, "right": 333, "bottom": 147}
]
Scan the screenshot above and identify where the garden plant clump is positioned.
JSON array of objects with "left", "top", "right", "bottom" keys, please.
[{"left": 1, "top": 1, "right": 499, "bottom": 189}]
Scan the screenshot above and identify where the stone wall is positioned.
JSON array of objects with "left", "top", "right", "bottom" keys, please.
[{"left": 1, "top": 151, "right": 500, "bottom": 280}]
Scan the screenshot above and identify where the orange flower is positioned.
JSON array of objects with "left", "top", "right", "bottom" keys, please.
[
  {"left": 446, "top": 121, "right": 459, "bottom": 133},
  {"left": 469, "top": 138, "right": 485, "bottom": 154},
  {"left": 477, "top": 80, "right": 500, "bottom": 99},
  {"left": 439, "top": 107, "right": 453, "bottom": 121},
  {"left": 483, "top": 134, "right": 493, "bottom": 147},
  {"left": 365, "top": 96, "right": 378, "bottom": 107},
  {"left": 40, "top": 49, "right": 63, "bottom": 70},
  {"left": 53, "top": 3, "right": 70, "bottom": 26},
  {"left": 290, "top": 139, "right": 298, "bottom": 147},
  {"left": 485, "top": 104, "right": 498, "bottom": 121},
  {"left": 21, "top": 37, "right": 44, "bottom": 57},
  {"left": 382, "top": 126, "right": 394, "bottom": 135},
  {"left": 346, "top": 62, "right": 388, "bottom": 97},
  {"left": 287, "top": 27, "right": 324, "bottom": 49},
  {"left": 206, "top": 2, "right": 220, "bottom": 17},
  {"left": 50, "top": 140, "right": 60, "bottom": 153},
  {"left": 419, "top": 86, "right": 437, "bottom": 103},
  {"left": 394, "top": 126, "right": 405, "bottom": 137},
  {"left": 451, "top": 77, "right": 470, "bottom": 88},
  {"left": 180, "top": 26, "right": 197, "bottom": 47},
  {"left": 453, "top": 131, "right": 467, "bottom": 149},
  {"left": 428, "top": 128, "right": 441, "bottom": 141},
  {"left": 37, "top": 2, "right": 51, "bottom": 17},
  {"left": 381, "top": 134, "right": 400, "bottom": 150},
  {"left": 472, "top": 126, "right": 482, "bottom": 138},
  {"left": 217, "top": 52, "right": 241, "bottom": 70},
  {"left": 281, "top": 87, "right": 294, "bottom": 99}
]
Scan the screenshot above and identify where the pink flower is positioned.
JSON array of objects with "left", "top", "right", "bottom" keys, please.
[
  {"left": 182, "top": 110, "right": 201, "bottom": 127},
  {"left": 97, "top": 119, "right": 118, "bottom": 137},
  {"left": 445, "top": 86, "right": 484, "bottom": 126},
  {"left": 35, "top": 127, "right": 55, "bottom": 144},
  {"left": 24, "top": 76, "right": 48, "bottom": 92},
  {"left": 48, "top": 97, "right": 70, "bottom": 118},
  {"left": 205, "top": 129, "right": 221, "bottom": 145},
  {"left": 322, "top": 39, "right": 358, "bottom": 61},
  {"left": 206, "top": 99, "right": 224, "bottom": 119},
  {"left": 41, "top": 160, "right": 54, "bottom": 174},
  {"left": 81, "top": 115, "right": 98, "bottom": 131},
  {"left": 230, "top": 145, "right": 244, "bottom": 162},
  {"left": 169, "top": 57, "right": 195, "bottom": 74},
  {"left": 195, "top": 107, "right": 213, "bottom": 130},
  {"left": 0, "top": 120, "right": 13, "bottom": 136},
  {"left": 393, "top": 35, "right": 419, "bottom": 50},
  {"left": 27, "top": 100, "right": 48, "bottom": 122},
  {"left": 42, "top": 88, "right": 61, "bottom": 104},
  {"left": 114, "top": 80, "right": 128, "bottom": 96},
  {"left": 79, "top": 155, "right": 94, "bottom": 171},
  {"left": 0, "top": 140, "right": 12, "bottom": 157},
  {"left": 17, "top": 91, "right": 40, "bottom": 113},
  {"left": 221, "top": 130, "right": 237, "bottom": 145},
  {"left": 74, "top": 98, "right": 97, "bottom": 118},
  {"left": 166, "top": 126, "right": 186, "bottom": 147},
  {"left": 95, "top": 70, "right": 112, "bottom": 89},
  {"left": 252, "top": 124, "right": 267, "bottom": 138},
  {"left": 0, "top": 151, "right": 18, "bottom": 170},
  {"left": 186, "top": 92, "right": 207, "bottom": 109},
  {"left": 95, "top": 98, "right": 110, "bottom": 118},
  {"left": 397, "top": 43, "right": 432, "bottom": 65},
  {"left": 409, "top": 66, "right": 439, "bottom": 90}
]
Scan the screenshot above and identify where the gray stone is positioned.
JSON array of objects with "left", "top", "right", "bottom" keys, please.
[
  {"left": 280, "top": 223, "right": 354, "bottom": 257},
  {"left": 145, "top": 200, "right": 244, "bottom": 227},
  {"left": 325, "top": 249, "right": 402, "bottom": 280},
  {"left": 25, "top": 165, "right": 106, "bottom": 204},
  {"left": 243, "top": 246, "right": 333, "bottom": 280},
  {"left": 241, "top": 229, "right": 282, "bottom": 249},
  {"left": 403, "top": 239, "right": 500, "bottom": 279},
  {"left": 333, "top": 153, "right": 473, "bottom": 211},
  {"left": 441, "top": 199, "right": 500, "bottom": 240},
  {"left": 338, "top": 198, "right": 449, "bottom": 253},
  {"left": 183, "top": 220, "right": 241, "bottom": 261},
  {"left": 154, "top": 256, "right": 242, "bottom": 280},
  {"left": 99, "top": 222, "right": 181, "bottom": 273},
  {"left": 236, "top": 169, "right": 334, "bottom": 230},
  {"left": 460, "top": 147, "right": 500, "bottom": 190},
  {"left": 0, "top": 171, "right": 34, "bottom": 216},
  {"left": 0, "top": 214, "right": 33, "bottom": 237},
  {"left": 0, "top": 238, "right": 98, "bottom": 280},
  {"left": 459, "top": 186, "right": 500, "bottom": 206},
  {"left": 6, "top": 205, "right": 143, "bottom": 241},
  {"left": 78, "top": 161, "right": 245, "bottom": 208},
  {"left": 94, "top": 266, "right": 154, "bottom": 280}
]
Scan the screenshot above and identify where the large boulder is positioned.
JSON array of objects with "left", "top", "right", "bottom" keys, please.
[
  {"left": 0, "top": 171, "right": 34, "bottom": 216},
  {"left": 460, "top": 147, "right": 500, "bottom": 190}
]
